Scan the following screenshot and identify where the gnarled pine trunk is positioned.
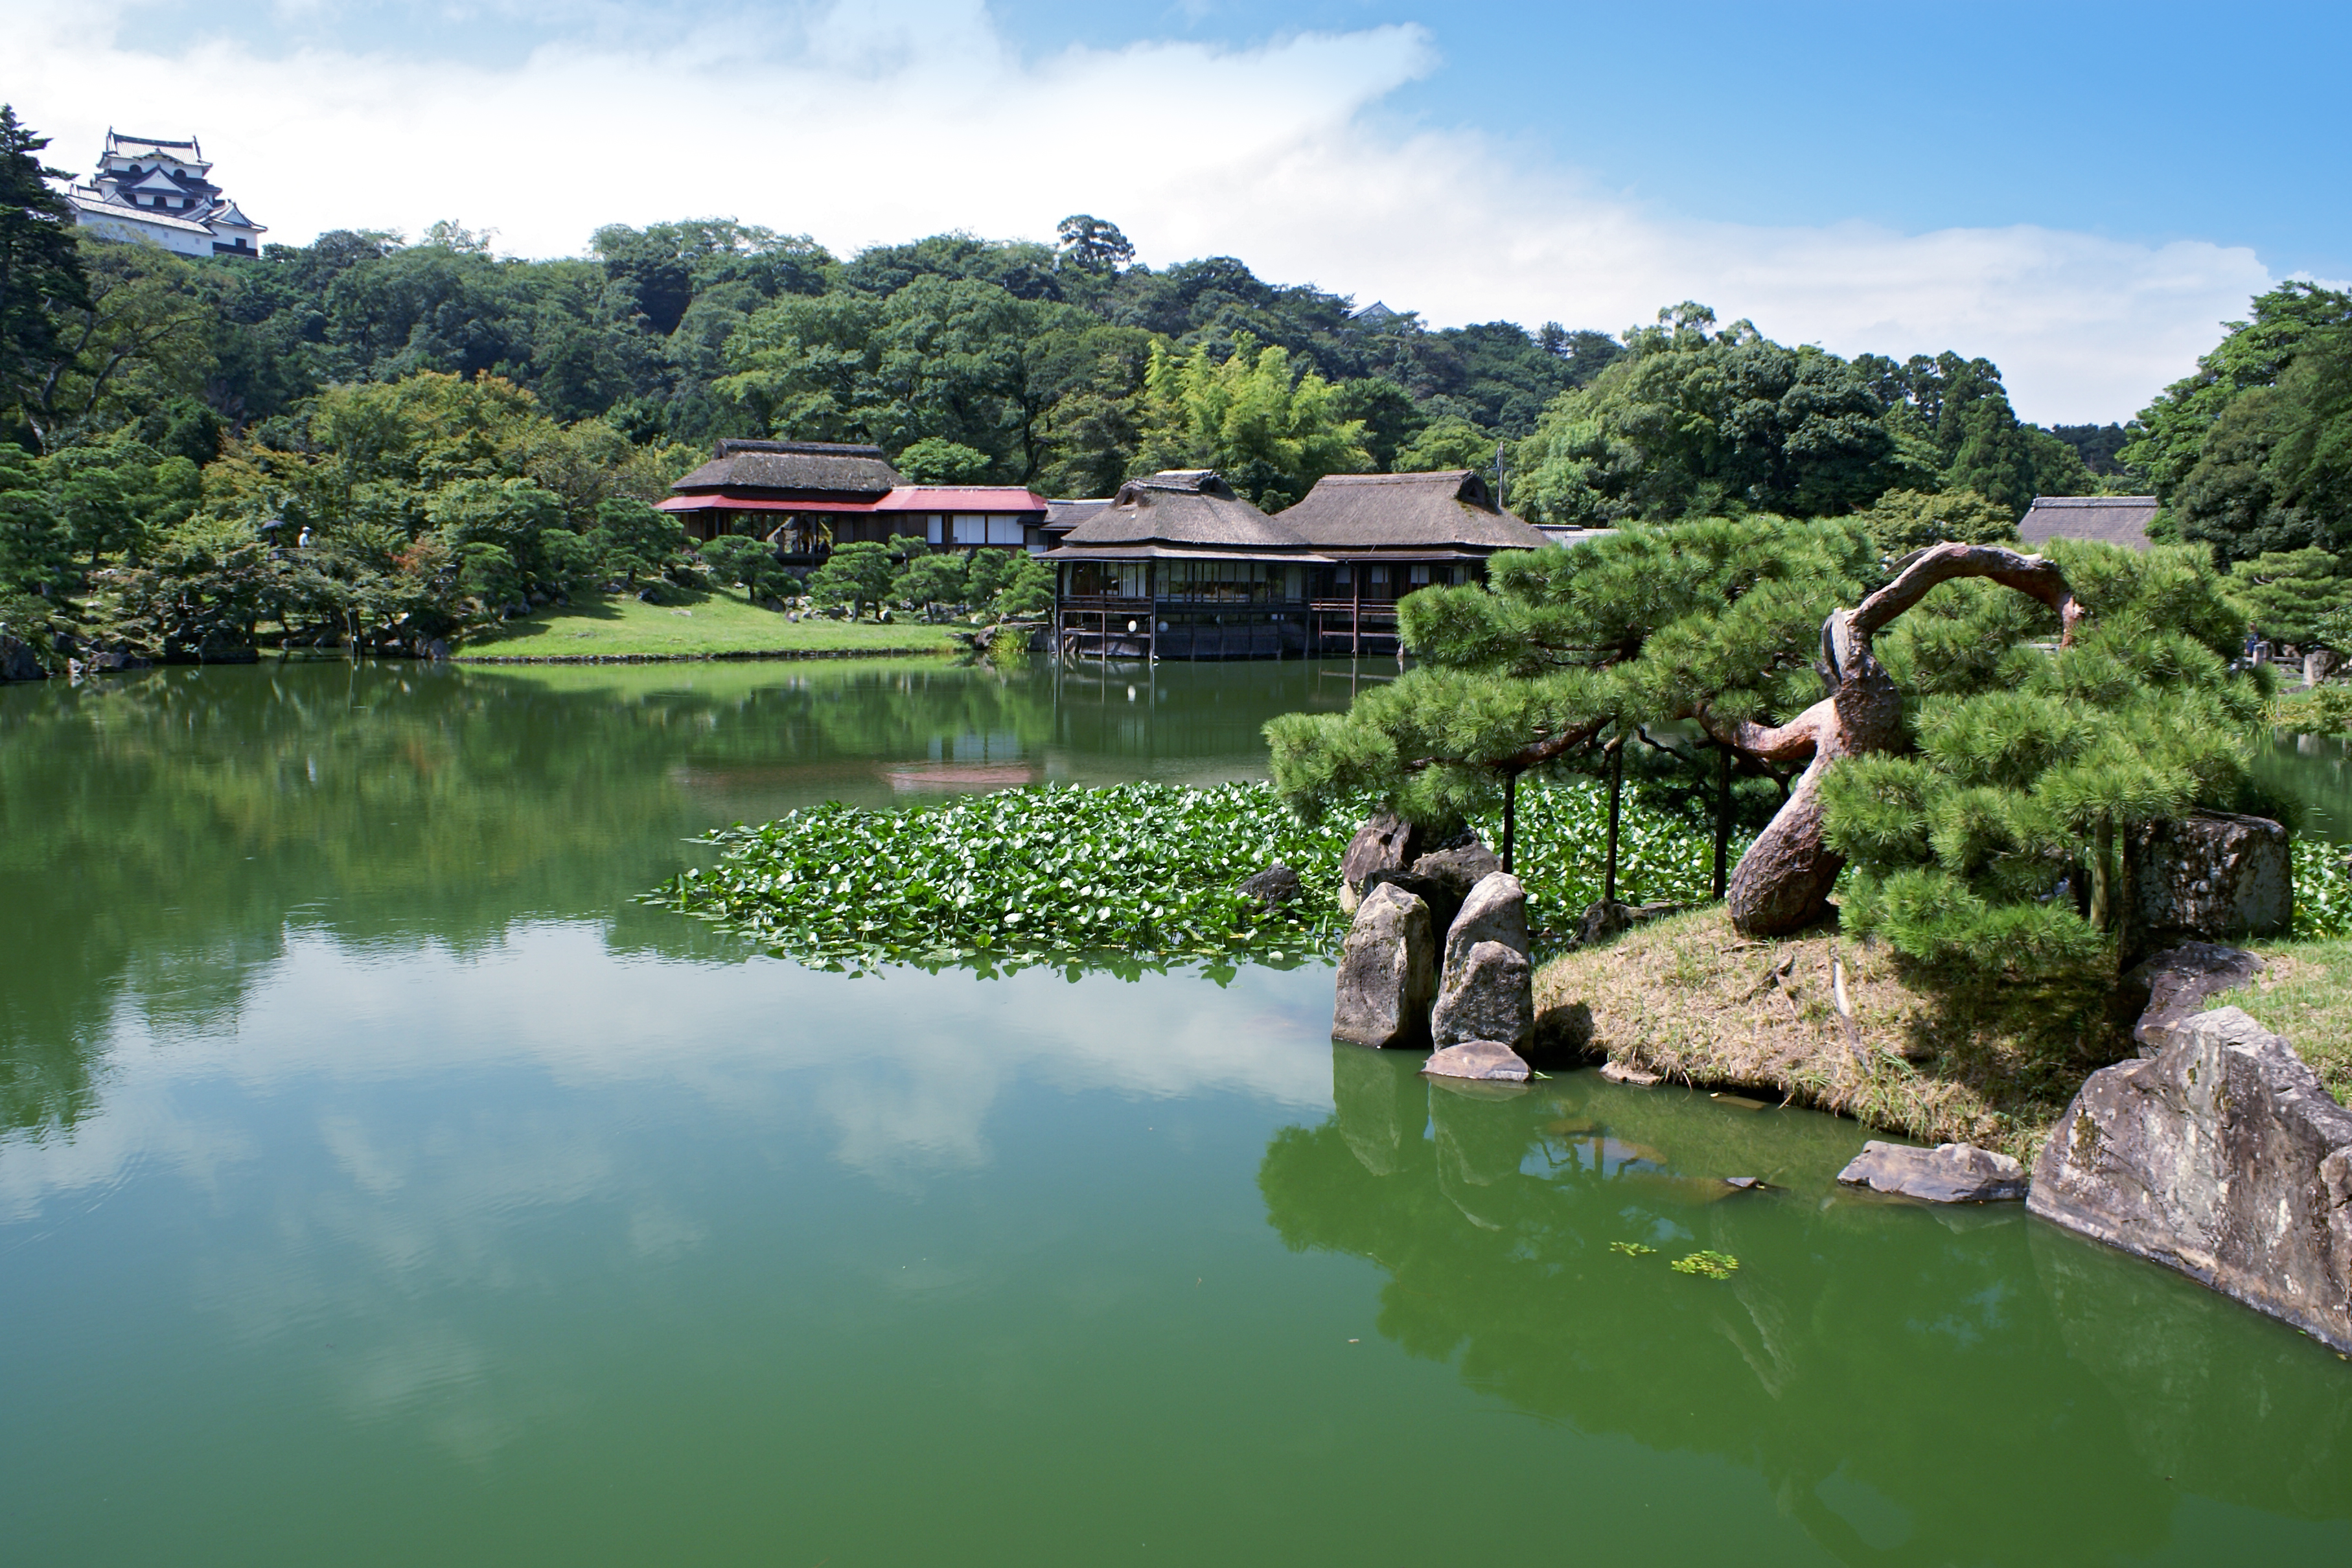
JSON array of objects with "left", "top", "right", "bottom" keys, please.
[{"left": 1717, "top": 543, "right": 2082, "bottom": 937}]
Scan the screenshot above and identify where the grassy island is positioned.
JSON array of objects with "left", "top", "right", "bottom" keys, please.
[{"left": 455, "top": 586, "right": 958, "bottom": 662}]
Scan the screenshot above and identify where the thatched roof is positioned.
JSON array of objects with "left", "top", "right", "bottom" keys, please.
[
  {"left": 1277, "top": 470, "right": 1549, "bottom": 552},
  {"left": 1042, "top": 497, "right": 1113, "bottom": 537},
  {"left": 1055, "top": 471, "right": 1313, "bottom": 553},
  {"left": 671, "top": 439, "right": 903, "bottom": 498},
  {"left": 2020, "top": 496, "right": 2159, "bottom": 552}
]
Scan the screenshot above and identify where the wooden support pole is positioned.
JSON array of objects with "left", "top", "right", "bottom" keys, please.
[
  {"left": 1712, "top": 744, "right": 1733, "bottom": 901},
  {"left": 1604, "top": 736, "right": 1625, "bottom": 905},
  {"left": 1501, "top": 770, "right": 1517, "bottom": 873}
]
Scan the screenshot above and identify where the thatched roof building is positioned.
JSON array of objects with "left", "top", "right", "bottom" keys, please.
[
  {"left": 659, "top": 439, "right": 1044, "bottom": 553},
  {"left": 1048, "top": 471, "right": 1323, "bottom": 559},
  {"left": 669, "top": 438, "right": 903, "bottom": 498},
  {"left": 2020, "top": 495, "right": 2159, "bottom": 552},
  {"left": 1276, "top": 469, "right": 1549, "bottom": 557}
]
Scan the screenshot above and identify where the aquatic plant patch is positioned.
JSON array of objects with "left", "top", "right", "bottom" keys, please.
[
  {"left": 652, "top": 776, "right": 1732, "bottom": 976},
  {"left": 1670, "top": 1250, "right": 1741, "bottom": 1279},
  {"left": 2295, "top": 837, "right": 2352, "bottom": 940},
  {"left": 655, "top": 781, "right": 1356, "bottom": 975},
  {"left": 1478, "top": 776, "right": 1746, "bottom": 952}
]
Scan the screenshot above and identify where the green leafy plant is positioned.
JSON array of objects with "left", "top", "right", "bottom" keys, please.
[
  {"left": 650, "top": 776, "right": 1731, "bottom": 976},
  {"left": 652, "top": 781, "right": 1356, "bottom": 976},
  {"left": 2296, "top": 838, "right": 2352, "bottom": 939},
  {"left": 1670, "top": 1251, "right": 1740, "bottom": 1279},
  {"left": 1608, "top": 1241, "right": 1656, "bottom": 1257}
]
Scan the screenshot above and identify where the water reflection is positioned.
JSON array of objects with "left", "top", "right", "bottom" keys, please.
[
  {"left": 0, "top": 657, "right": 1353, "bottom": 1138},
  {"left": 2255, "top": 726, "right": 2352, "bottom": 844},
  {"left": 1262, "top": 1046, "right": 2352, "bottom": 1565}
]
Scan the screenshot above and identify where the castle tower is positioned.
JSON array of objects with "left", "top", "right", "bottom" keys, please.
[{"left": 66, "top": 131, "right": 268, "bottom": 259}]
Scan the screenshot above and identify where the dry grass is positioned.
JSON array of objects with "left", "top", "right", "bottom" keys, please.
[
  {"left": 2219, "top": 937, "right": 2352, "bottom": 1103},
  {"left": 1532, "top": 907, "right": 2136, "bottom": 1162}
]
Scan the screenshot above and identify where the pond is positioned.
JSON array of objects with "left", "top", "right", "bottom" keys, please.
[{"left": 3, "top": 657, "right": 2349, "bottom": 1567}]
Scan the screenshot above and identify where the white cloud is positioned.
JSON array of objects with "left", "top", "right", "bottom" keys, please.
[{"left": 9, "top": 0, "right": 2272, "bottom": 419}]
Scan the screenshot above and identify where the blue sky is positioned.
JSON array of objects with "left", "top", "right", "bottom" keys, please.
[{"left": 14, "top": 1, "right": 2336, "bottom": 421}]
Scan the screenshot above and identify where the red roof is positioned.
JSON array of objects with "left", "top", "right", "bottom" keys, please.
[
  {"left": 872, "top": 486, "right": 1048, "bottom": 513},
  {"left": 658, "top": 485, "right": 1048, "bottom": 516}
]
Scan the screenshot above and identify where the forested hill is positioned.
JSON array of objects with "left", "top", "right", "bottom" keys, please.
[
  {"left": 15, "top": 97, "right": 2350, "bottom": 670},
  {"left": 9, "top": 192, "right": 2125, "bottom": 516}
]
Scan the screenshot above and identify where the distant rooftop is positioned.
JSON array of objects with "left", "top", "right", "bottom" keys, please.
[{"left": 2020, "top": 495, "right": 2160, "bottom": 553}]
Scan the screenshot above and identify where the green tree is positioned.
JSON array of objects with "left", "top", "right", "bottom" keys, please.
[
  {"left": 0, "top": 443, "right": 65, "bottom": 595},
  {"left": 894, "top": 550, "right": 968, "bottom": 616},
  {"left": 1394, "top": 415, "right": 1497, "bottom": 476},
  {"left": 1266, "top": 516, "right": 1875, "bottom": 881},
  {"left": 587, "top": 496, "right": 681, "bottom": 586},
  {"left": 1054, "top": 215, "right": 1135, "bottom": 274},
  {"left": 894, "top": 436, "right": 993, "bottom": 483},
  {"left": 1513, "top": 305, "right": 1910, "bottom": 527},
  {"left": 1132, "top": 332, "right": 1370, "bottom": 510},
  {"left": 2220, "top": 549, "right": 2352, "bottom": 646},
  {"left": 1851, "top": 489, "right": 2019, "bottom": 557},
  {"left": 2166, "top": 328, "right": 2352, "bottom": 562},
  {"left": 2123, "top": 282, "right": 2352, "bottom": 497},
  {"left": 0, "top": 106, "right": 89, "bottom": 440},
  {"left": 10, "top": 236, "right": 222, "bottom": 452},
  {"left": 985, "top": 555, "right": 1054, "bottom": 620},
  {"left": 1821, "top": 542, "right": 2263, "bottom": 970},
  {"left": 807, "top": 541, "right": 896, "bottom": 619}
]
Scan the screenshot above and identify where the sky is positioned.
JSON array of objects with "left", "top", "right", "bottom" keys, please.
[{"left": 8, "top": 0, "right": 2344, "bottom": 424}]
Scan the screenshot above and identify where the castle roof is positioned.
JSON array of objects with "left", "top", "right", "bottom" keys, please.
[
  {"left": 67, "top": 185, "right": 217, "bottom": 237},
  {"left": 669, "top": 439, "right": 903, "bottom": 498},
  {"left": 1276, "top": 469, "right": 1548, "bottom": 553},
  {"left": 105, "top": 132, "right": 210, "bottom": 172}
]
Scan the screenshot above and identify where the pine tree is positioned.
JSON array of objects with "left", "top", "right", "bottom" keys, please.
[
  {"left": 0, "top": 106, "right": 89, "bottom": 433},
  {"left": 1264, "top": 514, "right": 1874, "bottom": 881},
  {"left": 1818, "top": 541, "right": 2263, "bottom": 971}
]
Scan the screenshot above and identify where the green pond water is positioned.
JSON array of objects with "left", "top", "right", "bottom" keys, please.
[{"left": 4, "top": 657, "right": 2350, "bottom": 1567}]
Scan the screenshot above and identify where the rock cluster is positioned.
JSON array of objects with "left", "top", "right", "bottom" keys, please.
[
  {"left": 1332, "top": 817, "right": 1534, "bottom": 1081},
  {"left": 0, "top": 632, "right": 43, "bottom": 682},
  {"left": 2031, "top": 1006, "right": 2352, "bottom": 1354}
]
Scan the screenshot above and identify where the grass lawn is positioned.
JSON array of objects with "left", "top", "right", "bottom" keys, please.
[{"left": 454, "top": 586, "right": 958, "bottom": 660}]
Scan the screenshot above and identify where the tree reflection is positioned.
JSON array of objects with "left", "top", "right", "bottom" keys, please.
[
  {"left": 0, "top": 656, "right": 1352, "bottom": 1136},
  {"left": 1260, "top": 1047, "right": 2352, "bottom": 1564}
]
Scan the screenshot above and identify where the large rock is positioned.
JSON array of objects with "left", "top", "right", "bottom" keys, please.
[
  {"left": 1330, "top": 882, "right": 1436, "bottom": 1048},
  {"left": 1430, "top": 940, "right": 1532, "bottom": 1050},
  {"left": 1837, "top": 1140, "right": 2028, "bottom": 1203},
  {"left": 1366, "top": 838, "right": 1503, "bottom": 936},
  {"left": 1441, "top": 872, "right": 1528, "bottom": 978},
  {"left": 2029, "top": 1006, "right": 2352, "bottom": 1353},
  {"left": 0, "top": 632, "right": 45, "bottom": 682},
  {"left": 2121, "top": 812, "right": 2291, "bottom": 964},
  {"left": 2122, "top": 941, "right": 2265, "bottom": 1055},
  {"left": 1422, "top": 1039, "right": 1530, "bottom": 1083},
  {"left": 1338, "top": 811, "right": 1427, "bottom": 914},
  {"left": 1235, "top": 862, "right": 1302, "bottom": 911}
]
